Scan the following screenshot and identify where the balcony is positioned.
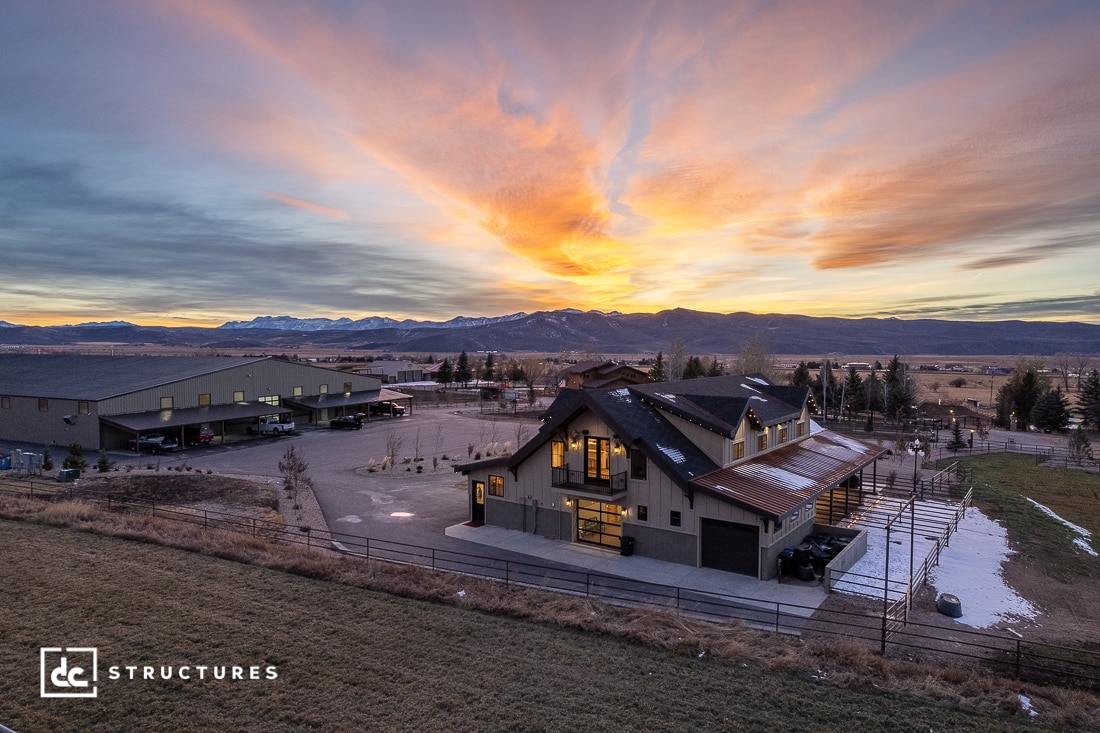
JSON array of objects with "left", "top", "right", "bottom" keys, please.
[{"left": 551, "top": 466, "right": 627, "bottom": 497}]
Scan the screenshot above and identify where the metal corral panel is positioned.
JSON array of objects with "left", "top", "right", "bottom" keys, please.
[{"left": 692, "top": 431, "right": 884, "bottom": 520}]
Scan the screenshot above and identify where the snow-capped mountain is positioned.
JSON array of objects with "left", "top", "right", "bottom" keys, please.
[{"left": 219, "top": 312, "right": 530, "bottom": 331}]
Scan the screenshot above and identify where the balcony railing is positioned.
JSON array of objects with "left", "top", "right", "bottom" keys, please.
[{"left": 551, "top": 466, "right": 627, "bottom": 494}]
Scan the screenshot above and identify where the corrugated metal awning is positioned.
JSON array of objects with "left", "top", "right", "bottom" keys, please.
[
  {"left": 99, "top": 403, "right": 291, "bottom": 433},
  {"left": 284, "top": 388, "right": 411, "bottom": 410},
  {"left": 691, "top": 431, "right": 885, "bottom": 520}
]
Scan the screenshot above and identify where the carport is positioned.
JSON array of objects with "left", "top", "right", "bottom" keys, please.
[
  {"left": 284, "top": 388, "right": 413, "bottom": 425},
  {"left": 100, "top": 403, "right": 293, "bottom": 451}
]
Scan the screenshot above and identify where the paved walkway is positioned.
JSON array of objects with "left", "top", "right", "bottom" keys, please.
[{"left": 445, "top": 522, "right": 830, "bottom": 614}]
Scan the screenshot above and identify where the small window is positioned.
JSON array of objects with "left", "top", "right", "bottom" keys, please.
[
  {"left": 198, "top": 393, "right": 211, "bottom": 406},
  {"left": 798, "top": 421, "right": 807, "bottom": 437},
  {"left": 343, "top": 382, "right": 353, "bottom": 395},
  {"left": 757, "top": 432, "right": 768, "bottom": 451},
  {"left": 732, "top": 441, "right": 745, "bottom": 460},
  {"left": 319, "top": 384, "right": 329, "bottom": 394},
  {"left": 488, "top": 475, "right": 504, "bottom": 497},
  {"left": 551, "top": 440, "right": 565, "bottom": 469},
  {"left": 293, "top": 386, "right": 304, "bottom": 397},
  {"left": 78, "top": 401, "right": 90, "bottom": 415},
  {"left": 637, "top": 505, "right": 648, "bottom": 522},
  {"left": 778, "top": 425, "right": 788, "bottom": 443},
  {"left": 1, "top": 396, "right": 10, "bottom": 409},
  {"left": 630, "top": 449, "right": 647, "bottom": 480},
  {"left": 161, "top": 396, "right": 174, "bottom": 409},
  {"left": 259, "top": 395, "right": 280, "bottom": 406},
  {"left": 670, "top": 510, "right": 681, "bottom": 528},
  {"left": 39, "top": 398, "right": 49, "bottom": 412},
  {"left": 233, "top": 391, "right": 245, "bottom": 402}
]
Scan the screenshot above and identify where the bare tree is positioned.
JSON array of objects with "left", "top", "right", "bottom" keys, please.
[
  {"left": 668, "top": 339, "right": 686, "bottom": 381},
  {"left": 433, "top": 420, "right": 445, "bottom": 456},
  {"left": 520, "top": 357, "right": 547, "bottom": 404},
  {"left": 732, "top": 332, "right": 777, "bottom": 380},
  {"left": 278, "top": 445, "right": 313, "bottom": 510},
  {"left": 1054, "top": 353, "right": 1073, "bottom": 391},
  {"left": 1074, "top": 354, "right": 1092, "bottom": 391},
  {"left": 413, "top": 427, "right": 422, "bottom": 462},
  {"left": 385, "top": 430, "right": 403, "bottom": 466},
  {"left": 514, "top": 421, "right": 530, "bottom": 450}
]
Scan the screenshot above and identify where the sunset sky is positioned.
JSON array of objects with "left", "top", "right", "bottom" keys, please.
[{"left": 2, "top": 1, "right": 1099, "bottom": 327}]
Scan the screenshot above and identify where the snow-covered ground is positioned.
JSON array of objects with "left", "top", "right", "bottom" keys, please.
[{"left": 832, "top": 497, "right": 1039, "bottom": 629}]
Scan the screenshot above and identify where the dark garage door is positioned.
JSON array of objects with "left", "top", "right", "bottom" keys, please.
[{"left": 700, "top": 518, "right": 759, "bottom": 577}]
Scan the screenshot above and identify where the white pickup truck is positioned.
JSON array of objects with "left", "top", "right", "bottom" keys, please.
[{"left": 257, "top": 417, "right": 295, "bottom": 435}]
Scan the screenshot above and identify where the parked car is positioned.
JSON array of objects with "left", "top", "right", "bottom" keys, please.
[
  {"left": 257, "top": 417, "right": 295, "bottom": 435},
  {"left": 330, "top": 416, "right": 362, "bottom": 430},
  {"left": 368, "top": 402, "right": 406, "bottom": 417},
  {"left": 127, "top": 434, "right": 179, "bottom": 453},
  {"left": 185, "top": 427, "right": 215, "bottom": 445}
]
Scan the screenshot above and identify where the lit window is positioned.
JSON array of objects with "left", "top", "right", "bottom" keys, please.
[
  {"left": 293, "top": 386, "right": 303, "bottom": 396},
  {"left": 732, "top": 441, "right": 745, "bottom": 460},
  {"left": 551, "top": 440, "right": 565, "bottom": 468},
  {"left": 198, "top": 393, "right": 211, "bottom": 406},
  {"left": 233, "top": 391, "right": 245, "bottom": 402},
  {"left": 319, "top": 384, "right": 329, "bottom": 394},
  {"left": 78, "top": 401, "right": 90, "bottom": 415},
  {"left": 161, "top": 396, "right": 174, "bottom": 409},
  {"left": 757, "top": 432, "right": 768, "bottom": 451},
  {"left": 344, "top": 382, "right": 353, "bottom": 395},
  {"left": 637, "top": 505, "right": 648, "bottom": 522},
  {"left": 798, "top": 421, "right": 807, "bottom": 437},
  {"left": 778, "top": 425, "right": 788, "bottom": 443},
  {"left": 488, "top": 475, "right": 504, "bottom": 497},
  {"left": 259, "top": 395, "right": 280, "bottom": 405}
]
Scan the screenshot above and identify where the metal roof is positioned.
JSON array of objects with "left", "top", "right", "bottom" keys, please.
[
  {"left": 0, "top": 354, "right": 266, "bottom": 400},
  {"left": 692, "top": 431, "right": 886, "bottom": 520},
  {"left": 284, "top": 387, "right": 411, "bottom": 410},
  {"left": 99, "top": 402, "right": 291, "bottom": 433}
]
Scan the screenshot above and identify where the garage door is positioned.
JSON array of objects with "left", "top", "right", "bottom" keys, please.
[{"left": 700, "top": 518, "right": 759, "bottom": 577}]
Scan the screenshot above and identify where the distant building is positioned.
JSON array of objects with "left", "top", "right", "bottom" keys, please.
[
  {"left": 0, "top": 355, "right": 410, "bottom": 451},
  {"left": 558, "top": 361, "right": 648, "bottom": 390},
  {"left": 354, "top": 360, "right": 426, "bottom": 384}
]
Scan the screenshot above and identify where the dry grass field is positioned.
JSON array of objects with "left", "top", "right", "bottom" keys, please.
[{"left": 2, "top": 490, "right": 1098, "bottom": 731}]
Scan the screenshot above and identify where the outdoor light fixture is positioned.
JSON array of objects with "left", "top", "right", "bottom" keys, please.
[{"left": 907, "top": 440, "right": 926, "bottom": 492}]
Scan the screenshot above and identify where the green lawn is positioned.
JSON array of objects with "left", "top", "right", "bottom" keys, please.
[{"left": 0, "top": 518, "right": 1060, "bottom": 732}]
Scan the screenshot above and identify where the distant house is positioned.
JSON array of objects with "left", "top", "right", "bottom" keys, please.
[
  {"left": 558, "top": 361, "right": 648, "bottom": 390},
  {"left": 457, "top": 375, "right": 884, "bottom": 579}
]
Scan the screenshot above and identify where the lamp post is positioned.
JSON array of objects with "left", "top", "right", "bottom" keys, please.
[{"left": 907, "top": 440, "right": 925, "bottom": 494}]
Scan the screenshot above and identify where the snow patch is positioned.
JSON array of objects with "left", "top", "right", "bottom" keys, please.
[
  {"left": 737, "top": 464, "right": 818, "bottom": 490},
  {"left": 657, "top": 444, "right": 686, "bottom": 463},
  {"left": 746, "top": 376, "right": 769, "bottom": 385},
  {"left": 1026, "top": 498, "right": 1097, "bottom": 556},
  {"left": 336, "top": 515, "right": 362, "bottom": 523},
  {"left": 740, "top": 383, "right": 762, "bottom": 393},
  {"left": 749, "top": 395, "right": 768, "bottom": 402}
]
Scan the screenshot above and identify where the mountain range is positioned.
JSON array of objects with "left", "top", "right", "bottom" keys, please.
[{"left": 0, "top": 310, "right": 1097, "bottom": 356}]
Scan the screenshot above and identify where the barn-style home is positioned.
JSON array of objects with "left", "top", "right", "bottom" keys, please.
[{"left": 457, "top": 375, "right": 885, "bottom": 579}]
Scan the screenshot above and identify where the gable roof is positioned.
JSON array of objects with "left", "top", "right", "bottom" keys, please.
[{"left": 630, "top": 375, "right": 809, "bottom": 436}]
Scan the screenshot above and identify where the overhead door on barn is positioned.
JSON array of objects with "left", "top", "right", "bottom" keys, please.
[{"left": 700, "top": 518, "right": 759, "bottom": 577}]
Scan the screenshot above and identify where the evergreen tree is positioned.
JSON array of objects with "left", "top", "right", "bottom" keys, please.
[
  {"left": 683, "top": 356, "right": 706, "bottom": 379},
  {"left": 436, "top": 358, "right": 454, "bottom": 387},
  {"left": 883, "top": 355, "right": 918, "bottom": 420},
  {"left": 706, "top": 357, "right": 723, "bottom": 377},
  {"left": 455, "top": 351, "right": 472, "bottom": 387},
  {"left": 946, "top": 421, "right": 967, "bottom": 452},
  {"left": 481, "top": 353, "right": 495, "bottom": 382},
  {"left": 844, "top": 366, "right": 865, "bottom": 417},
  {"left": 647, "top": 352, "right": 667, "bottom": 383},
  {"left": 1031, "top": 387, "right": 1072, "bottom": 432},
  {"left": 63, "top": 443, "right": 87, "bottom": 471},
  {"left": 97, "top": 449, "right": 111, "bottom": 473},
  {"left": 1078, "top": 369, "right": 1100, "bottom": 430},
  {"left": 790, "top": 361, "right": 812, "bottom": 388},
  {"left": 995, "top": 358, "right": 1049, "bottom": 430}
]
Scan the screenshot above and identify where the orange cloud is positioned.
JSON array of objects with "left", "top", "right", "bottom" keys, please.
[{"left": 265, "top": 191, "right": 349, "bottom": 220}]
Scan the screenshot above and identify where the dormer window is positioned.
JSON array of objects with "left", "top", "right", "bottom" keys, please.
[{"left": 757, "top": 430, "right": 768, "bottom": 451}]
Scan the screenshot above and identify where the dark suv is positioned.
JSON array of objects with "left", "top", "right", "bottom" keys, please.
[{"left": 330, "top": 416, "right": 363, "bottom": 430}]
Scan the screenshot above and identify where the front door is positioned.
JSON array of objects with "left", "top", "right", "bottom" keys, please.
[
  {"left": 472, "top": 480, "right": 485, "bottom": 523},
  {"left": 576, "top": 499, "right": 622, "bottom": 549}
]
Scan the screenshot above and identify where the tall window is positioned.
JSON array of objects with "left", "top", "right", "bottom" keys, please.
[
  {"left": 551, "top": 440, "right": 565, "bottom": 468},
  {"left": 488, "top": 475, "right": 504, "bottom": 497},
  {"left": 630, "top": 449, "right": 647, "bottom": 480},
  {"left": 78, "top": 401, "right": 90, "bottom": 415},
  {"left": 585, "top": 436, "right": 610, "bottom": 483},
  {"left": 757, "top": 431, "right": 768, "bottom": 451},
  {"left": 343, "top": 382, "right": 353, "bottom": 395},
  {"left": 798, "top": 420, "right": 807, "bottom": 437},
  {"left": 732, "top": 441, "right": 745, "bottom": 460},
  {"left": 778, "top": 424, "right": 789, "bottom": 443}
]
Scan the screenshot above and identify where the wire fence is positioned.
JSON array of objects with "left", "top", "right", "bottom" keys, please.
[{"left": 1, "top": 475, "right": 1097, "bottom": 689}]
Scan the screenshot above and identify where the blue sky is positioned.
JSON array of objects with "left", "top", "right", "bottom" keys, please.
[{"left": 2, "top": 1, "right": 1099, "bottom": 327}]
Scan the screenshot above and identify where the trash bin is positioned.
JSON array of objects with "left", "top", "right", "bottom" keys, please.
[
  {"left": 58, "top": 468, "right": 80, "bottom": 482},
  {"left": 620, "top": 536, "right": 636, "bottom": 557}
]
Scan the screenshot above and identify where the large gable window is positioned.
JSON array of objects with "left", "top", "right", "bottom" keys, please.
[{"left": 585, "top": 436, "right": 611, "bottom": 484}]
